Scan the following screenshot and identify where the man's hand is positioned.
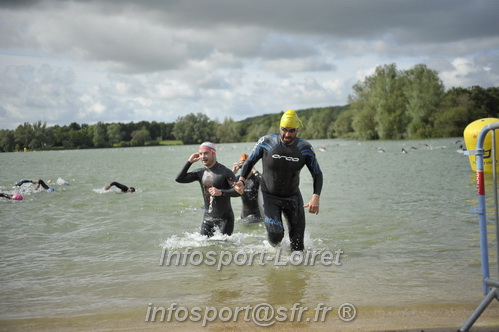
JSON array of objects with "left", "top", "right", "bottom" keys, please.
[
  {"left": 208, "top": 187, "right": 222, "bottom": 196},
  {"left": 234, "top": 180, "right": 245, "bottom": 195},
  {"left": 304, "top": 194, "right": 320, "bottom": 214},
  {"left": 188, "top": 153, "right": 200, "bottom": 163}
]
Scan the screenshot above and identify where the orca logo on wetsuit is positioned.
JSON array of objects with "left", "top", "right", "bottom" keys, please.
[{"left": 271, "top": 154, "right": 300, "bottom": 162}]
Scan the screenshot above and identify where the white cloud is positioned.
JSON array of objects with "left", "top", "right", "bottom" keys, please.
[{"left": 0, "top": 0, "right": 498, "bottom": 129}]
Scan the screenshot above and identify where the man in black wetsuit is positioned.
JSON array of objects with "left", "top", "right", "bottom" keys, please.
[
  {"left": 235, "top": 110, "right": 323, "bottom": 251},
  {"left": 232, "top": 154, "right": 262, "bottom": 223},
  {"left": 16, "top": 179, "right": 55, "bottom": 191},
  {"left": 175, "top": 142, "right": 243, "bottom": 237},
  {"left": 104, "top": 182, "right": 135, "bottom": 193}
]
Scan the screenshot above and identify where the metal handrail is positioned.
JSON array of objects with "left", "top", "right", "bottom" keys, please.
[{"left": 460, "top": 122, "right": 499, "bottom": 331}]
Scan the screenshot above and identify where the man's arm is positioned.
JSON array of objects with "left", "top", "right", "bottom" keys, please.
[
  {"left": 236, "top": 139, "right": 264, "bottom": 190},
  {"left": 106, "top": 182, "right": 128, "bottom": 192},
  {"left": 209, "top": 169, "right": 242, "bottom": 197},
  {"left": 304, "top": 149, "right": 323, "bottom": 214},
  {"left": 175, "top": 154, "right": 201, "bottom": 184}
]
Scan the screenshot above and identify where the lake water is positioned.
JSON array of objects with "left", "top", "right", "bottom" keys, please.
[{"left": 0, "top": 138, "right": 498, "bottom": 328}]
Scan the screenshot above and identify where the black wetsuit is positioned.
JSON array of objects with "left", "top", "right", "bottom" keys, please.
[
  {"left": 240, "top": 133, "right": 323, "bottom": 251},
  {"left": 235, "top": 170, "right": 262, "bottom": 223},
  {"left": 16, "top": 179, "right": 50, "bottom": 190},
  {"left": 109, "top": 182, "right": 130, "bottom": 193},
  {"left": 175, "top": 161, "right": 240, "bottom": 237}
]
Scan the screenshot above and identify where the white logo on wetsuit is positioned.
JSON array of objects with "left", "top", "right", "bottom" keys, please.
[{"left": 271, "top": 154, "right": 299, "bottom": 162}]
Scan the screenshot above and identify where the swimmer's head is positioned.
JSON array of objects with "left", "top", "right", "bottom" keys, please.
[
  {"left": 128, "top": 187, "right": 136, "bottom": 193},
  {"left": 199, "top": 141, "right": 217, "bottom": 153},
  {"left": 239, "top": 154, "right": 248, "bottom": 162},
  {"left": 198, "top": 142, "right": 217, "bottom": 168},
  {"left": 280, "top": 109, "right": 301, "bottom": 129},
  {"left": 11, "top": 194, "right": 23, "bottom": 200},
  {"left": 49, "top": 187, "right": 55, "bottom": 192}
]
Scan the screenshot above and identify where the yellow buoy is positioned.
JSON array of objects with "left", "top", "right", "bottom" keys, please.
[{"left": 464, "top": 118, "right": 499, "bottom": 172}]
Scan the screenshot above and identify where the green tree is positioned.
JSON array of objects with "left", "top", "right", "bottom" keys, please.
[
  {"left": 216, "top": 117, "right": 242, "bottom": 143},
  {"left": 160, "top": 122, "right": 175, "bottom": 140},
  {"left": 333, "top": 108, "right": 355, "bottom": 137},
  {"left": 130, "top": 127, "right": 151, "bottom": 146},
  {"left": 300, "top": 111, "right": 332, "bottom": 139},
  {"left": 107, "top": 123, "right": 124, "bottom": 145},
  {"left": 349, "top": 76, "right": 379, "bottom": 140},
  {"left": 403, "top": 64, "right": 444, "bottom": 138},
  {"left": 92, "top": 121, "right": 108, "bottom": 148},
  {"left": 14, "top": 122, "right": 34, "bottom": 150},
  {"left": 432, "top": 88, "right": 475, "bottom": 137},
  {"left": 173, "top": 113, "right": 217, "bottom": 144},
  {"left": 0, "top": 129, "right": 15, "bottom": 152},
  {"left": 28, "top": 121, "right": 53, "bottom": 149},
  {"left": 371, "top": 64, "right": 407, "bottom": 139}
]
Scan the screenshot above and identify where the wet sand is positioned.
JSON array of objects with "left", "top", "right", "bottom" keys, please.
[{"left": 1, "top": 302, "right": 498, "bottom": 332}]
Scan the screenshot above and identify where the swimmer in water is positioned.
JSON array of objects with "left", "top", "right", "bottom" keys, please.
[
  {"left": 175, "top": 141, "right": 243, "bottom": 237},
  {"left": 232, "top": 153, "right": 262, "bottom": 223},
  {"left": 104, "top": 182, "right": 136, "bottom": 193},
  {"left": 0, "top": 193, "right": 23, "bottom": 200},
  {"left": 16, "top": 179, "right": 55, "bottom": 191},
  {"left": 235, "top": 110, "right": 323, "bottom": 251}
]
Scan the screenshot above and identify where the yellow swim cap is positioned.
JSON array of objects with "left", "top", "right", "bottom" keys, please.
[{"left": 280, "top": 110, "right": 301, "bottom": 128}]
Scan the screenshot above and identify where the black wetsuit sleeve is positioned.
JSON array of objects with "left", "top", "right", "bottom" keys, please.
[
  {"left": 38, "top": 179, "right": 50, "bottom": 190},
  {"left": 240, "top": 142, "right": 264, "bottom": 180},
  {"left": 175, "top": 162, "right": 200, "bottom": 183},
  {"left": 0, "top": 193, "right": 12, "bottom": 199},
  {"left": 110, "top": 181, "right": 129, "bottom": 192},
  {"left": 306, "top": 155, "right": 323, "bottom": 196},
  {"left": 16, "top": 180, "right": 32, "bottom": 186},
  {"left": 220, "top": 169, "right": 241, "bottom": 197},
  {"left": 312, "top": 170, "right": 323, "bottom": 196}
]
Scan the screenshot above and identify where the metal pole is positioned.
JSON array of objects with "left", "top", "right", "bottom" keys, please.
[
  {"left": 475, "top": 131, "right": 490, "bottom": 294},
  {"left": 493, "top": 130, "right": 499, "bottom": 279},
  {"left": 460, "top": 287, "right": 498, "bottom": 332},
  {"left": 461, "top": 122, "right": 499, "bottom": 331}
]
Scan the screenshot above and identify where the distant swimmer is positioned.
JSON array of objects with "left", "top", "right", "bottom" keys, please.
[
  {"left": 401, "top": 148, "right": 408, "bottom": 154},
  {"left": 0, "top": 193, "right": 23, "bottom": 200},
  {"left": 104, "top": 182, "right": 136, "bottom": 193},
  {"left": 16, "top": 179, "right": 55, "bottom": 191},
  {"left": 176, "top": 142, "right": 242, "bottom": 237},
  {"left": 232, "top": 153, "right": 262, "bottom": 223},
  {"left": 456, "top": 145, "right": 467, "bottom": 154}
]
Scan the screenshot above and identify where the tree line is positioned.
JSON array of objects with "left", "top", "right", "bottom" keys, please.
[{"left": 1, "top": 63, "right": 498, "bottom": 152}]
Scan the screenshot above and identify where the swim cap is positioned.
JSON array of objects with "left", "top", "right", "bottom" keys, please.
[
  {"left": 49, "top": 187, "right": 55, "bottom": 192},
  {"left": 199, "top": 142, "right": 217, "bottom": 153},
  {"left": 239, "top": 154, "right": 248, "bottom": 162},
  {"left": 11, "top": 194, "right": 23, "bottom": 200},
  {"left": 280, "top": 109, "right": 301, "bottom": 128}
]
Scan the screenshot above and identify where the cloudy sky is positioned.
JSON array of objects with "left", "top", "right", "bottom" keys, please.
[{"left": 0, "top": 0, "right": 498, "bottom": 129}]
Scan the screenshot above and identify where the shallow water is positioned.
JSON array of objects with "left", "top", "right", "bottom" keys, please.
[{"left": 0, "top": 138, "right": 497, "bottom": 321}]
